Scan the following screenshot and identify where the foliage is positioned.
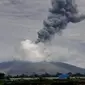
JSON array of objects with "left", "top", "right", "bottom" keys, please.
[
  {"left": 3, "top": 78, "right": 85, "bottom": 85},
  {"left": 0, "top": 73, "right": 5, "bottom": 79},
  {"left": 0, "top": 80, "right": 4, "bottom": 85}
]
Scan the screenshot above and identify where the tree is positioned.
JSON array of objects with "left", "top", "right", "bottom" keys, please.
[
  {"left": 56, "top": 72, "right": 62, "bottom": 77},
  {"left": 0, "top": 73, "right": 5, "bottom": 79},
  {"left": 74, "top": 73, "right": 83, "bottom": 77},
  {"left": 67, "top": 72, "right": 73, "bottom": 76}
]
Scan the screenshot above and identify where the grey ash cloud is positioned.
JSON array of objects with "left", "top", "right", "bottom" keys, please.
[{"left": 35, "top": 0, "right": 85, "bottom": 43}]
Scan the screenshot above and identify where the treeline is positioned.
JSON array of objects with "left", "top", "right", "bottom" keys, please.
[
  {"left": 1, "top": 72, "right": 85, "bottom": 79},
  {"left": 0, "top": 73, "right": 5, "bottom": 79},
  {"left": 8, "top": 72, "right": 85, "bottom": 78}
]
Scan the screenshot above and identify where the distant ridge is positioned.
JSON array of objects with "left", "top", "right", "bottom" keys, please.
[{"left": 0, "top": 61, "right": 85, "bottom": 75}]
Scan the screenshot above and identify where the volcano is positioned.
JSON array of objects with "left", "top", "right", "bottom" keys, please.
[{"left": 0, "top": 61, "right": 85, "bottom": 76}]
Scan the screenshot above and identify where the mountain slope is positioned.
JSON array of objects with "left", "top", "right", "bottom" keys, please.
[{"left": 0, "top": 61, "right": 85, "bottom": 75}]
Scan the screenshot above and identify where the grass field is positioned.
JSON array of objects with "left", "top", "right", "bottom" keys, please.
[
  {"left": 0, "top": 80, "right": 4, "bottom": 85},
  {"left": 1, "top": 77, "right": 85, "bottom": 85}
]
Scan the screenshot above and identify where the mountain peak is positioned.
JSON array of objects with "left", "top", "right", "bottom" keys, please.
[{"left": 0, "top": 61, "right": 85, "bottom": 76}]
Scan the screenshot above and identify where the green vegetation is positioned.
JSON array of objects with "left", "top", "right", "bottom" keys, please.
[
  {"left": 0, "top": 80, "right": 4, "bottom": 85},
  {"left": 2, "top": 78, "right": 85, "bottom": 85},
  {"left": 1, "top": 72, "right": 85, "bottom": 85},
  {"left": 0, "top": 73, "right": 5, "bottom": 79}
]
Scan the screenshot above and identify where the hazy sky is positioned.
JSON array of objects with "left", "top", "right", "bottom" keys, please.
[{"left": 0, "top": 0, "right": 85, "bottom": 68}]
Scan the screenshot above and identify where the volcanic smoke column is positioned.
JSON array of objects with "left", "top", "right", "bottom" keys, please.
[{"left": 35, "top": 0, "right": 85, "bottom": 44}]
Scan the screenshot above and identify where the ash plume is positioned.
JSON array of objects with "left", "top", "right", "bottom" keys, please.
[
  {"left": 16, "top": 40, "right": 50, "bottom": 62},
  {"left": 14, "top": 0, "right": 85, "bottom": 63},
  {"left": 35, "top": 0, "right": 85, "bottom": 43}
]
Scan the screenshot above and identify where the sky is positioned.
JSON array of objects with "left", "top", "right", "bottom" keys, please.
[{"left": 0, "top": 0, "right": 85, "bottom": 68}]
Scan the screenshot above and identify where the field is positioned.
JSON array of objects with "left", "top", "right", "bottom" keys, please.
[{"left": 1, "top": 77, "right": 85, "bottom": 85}]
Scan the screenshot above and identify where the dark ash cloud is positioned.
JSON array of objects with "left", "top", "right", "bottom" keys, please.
[{"left": 35, "top": 0, "right": 85, "bottom": 44}]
